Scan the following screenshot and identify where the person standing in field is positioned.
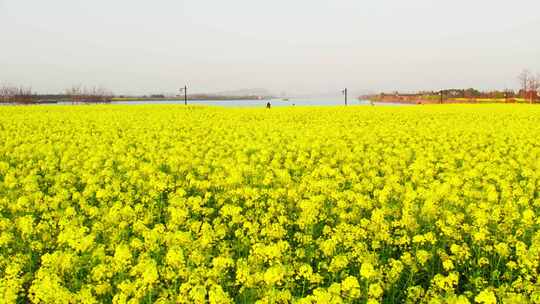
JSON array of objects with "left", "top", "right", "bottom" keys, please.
[{"left": 266, "top": 102, "right": 271, "bottom": 109}]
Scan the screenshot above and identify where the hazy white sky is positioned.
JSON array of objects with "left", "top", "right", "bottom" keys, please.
[{"left": 1, "top": 0, "right": 539, "bottom": 95}]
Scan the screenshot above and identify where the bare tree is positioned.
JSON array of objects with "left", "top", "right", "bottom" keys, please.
[
  {"left": 528, "top": 74, "right": 540, "bottom": 103},
  {"left": 518, "top": 69, "right": 532, "bottom": 102},
  {"left": 0, "top": 84, "right": 33, "bottom": 104},
  {"left": 65, "top": 85, "right": 113, "bottom": 103},
  {"left": 65, "top": 85, "right": 82, "bottom": 104}
]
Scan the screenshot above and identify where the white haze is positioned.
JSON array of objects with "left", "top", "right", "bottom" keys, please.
[{"left": 1, "top": 0, "right": 539, "bottom": 96}]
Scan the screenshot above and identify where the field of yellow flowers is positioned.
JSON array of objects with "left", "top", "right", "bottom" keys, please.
[{"left": 1, "top": 105, "right": 540, "bottom": 303}]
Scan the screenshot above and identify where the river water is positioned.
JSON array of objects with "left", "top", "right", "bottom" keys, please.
[{"left": 109, "top": 98, "right": 404, "bottom": 107}]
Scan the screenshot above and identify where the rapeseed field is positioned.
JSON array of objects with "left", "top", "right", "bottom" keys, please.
[{"left": 1, "top": 105, "right": 540, "bottom": 303}]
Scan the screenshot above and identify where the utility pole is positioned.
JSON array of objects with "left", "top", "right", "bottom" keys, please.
[
  {"left": 342, "top": 88, "right": 348, "bottom": 106},
  {"left": 179, "top": 86, "right": 188, "bottom": 105}
]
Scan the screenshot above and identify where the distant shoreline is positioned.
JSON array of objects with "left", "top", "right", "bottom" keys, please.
[
  {"left": 367, "top": 98, "right": 531, "bottom": 105},
  {"left": 112, "top": 96, "right": 274, "bottom": 102}
]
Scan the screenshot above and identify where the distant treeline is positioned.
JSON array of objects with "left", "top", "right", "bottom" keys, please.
[
  {"left": 364, "top": 88, "right": 538, "bottom": 104},
  {"left": 0, "top": 83, "right": 273, "bottom": 104},
  {"left": 0, "top": 85, "right": 114, "bottom": 104},
  {"left": 64, "top": 85, "right": 113, "bottom": 103},
  {"left": 364, "top": 90, "right": 531, "bottom": 104},
  {"left": 0, "top": 85, "right": 34, "bottom": 104},
  {"left": 363, "top": 70, "right": 540, "bottom": 104}
]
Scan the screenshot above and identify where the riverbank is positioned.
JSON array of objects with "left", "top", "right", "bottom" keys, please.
[
  {"left": 112, "top": 95, "right": 273, "bottom": 102},
  {"left": 370, "top": 97, "right": 531, "bottom": 105}
]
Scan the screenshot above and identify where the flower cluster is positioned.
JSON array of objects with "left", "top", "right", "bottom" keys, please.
[{"left": 1, "top": 105, "right": 540, "bottom": 303}]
